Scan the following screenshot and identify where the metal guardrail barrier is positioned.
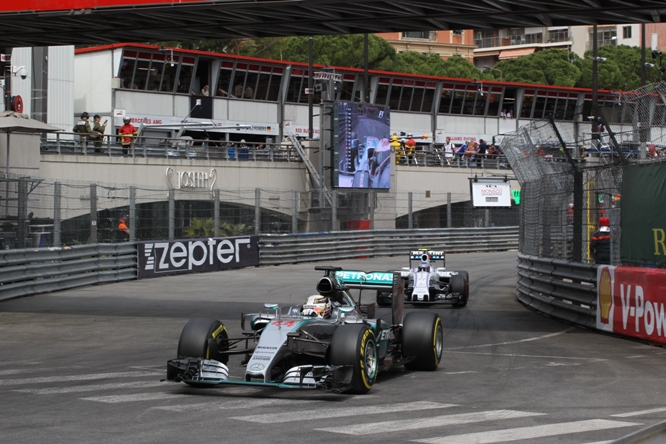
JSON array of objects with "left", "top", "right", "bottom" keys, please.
[
  {"left": 516, "top": 253, "right": 598, "bottom": 329},
  {"left": 259, "top": 227, "right": 519, "bottom": 266},
  {"left": 0, "top": 243, "right": 137, "bottom": 302}
]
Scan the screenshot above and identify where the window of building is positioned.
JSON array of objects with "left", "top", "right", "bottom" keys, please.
[
  {"left": 375, "top": 78, "right": 390, "bottom": 106},
  {"left": 402, "top": 31, "right": 431, "bottom": 39},
  {"left": 216, "top": 62, "right": 234, "bottom": 97},
  {"left": 176, "top": 57, "right": 196, "bottom": 94},
  {"left": 118, "top": 55, "right": 137, "bottom": 89},
  {"left": 623, "top": 26, "right": 632, "bottom": 39},
  {"left": 266, "top": 67, "right": 283, "bottom": 102}
]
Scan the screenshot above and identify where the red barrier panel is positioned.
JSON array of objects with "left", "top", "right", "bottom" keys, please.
[{"left": 597, "top": 265, "right": 666, "bottom": 345}]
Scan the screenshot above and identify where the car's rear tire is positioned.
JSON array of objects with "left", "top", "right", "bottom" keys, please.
[
  {"left": 328, "top": 324, "right": 377, "bottom": 394},
  {"left": 403, "top": 311, "right": 443, "bottom": 371},
  {"left": 450, "top": 274, "right": 468, "bottom": 308}
]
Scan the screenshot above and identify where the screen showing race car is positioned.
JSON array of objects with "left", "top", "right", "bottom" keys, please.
[{"left": 333, "top": 102, "right": 391, "bottom": 190}]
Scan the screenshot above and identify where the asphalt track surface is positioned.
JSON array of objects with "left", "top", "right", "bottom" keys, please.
[{"left": 1, "top": 251, "right": 665, "bottom": 444}]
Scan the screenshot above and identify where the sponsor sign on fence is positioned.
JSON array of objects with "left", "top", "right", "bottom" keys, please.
[
  {"left": 596, "top": 265, "right": 666, "bottom": 345},
  {"left": 138, "top": 235, "right": 259, "bottom": 278}
]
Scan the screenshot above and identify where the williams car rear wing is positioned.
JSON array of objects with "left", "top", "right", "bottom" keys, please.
[{"left": 409, "top": 250, "right": 445, "bottom": 267}]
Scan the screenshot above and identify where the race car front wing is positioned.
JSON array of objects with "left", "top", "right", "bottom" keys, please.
[{"left": 167, "top": 358, "right": 355, "bottom": 392}]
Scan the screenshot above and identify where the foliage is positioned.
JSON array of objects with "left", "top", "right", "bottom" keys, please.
[
  {"left": 182, "top": 219, "right": 253, "bottom": 238},
  {"left": 151, "top": 39, "right": 246, "bottom": 55},
  {"left": 489, "top": 49, "right": 581, "bottom": 87}
]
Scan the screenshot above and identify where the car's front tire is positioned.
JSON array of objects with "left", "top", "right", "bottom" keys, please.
[
  {"left": 328, "top": 324, "right": 378, "bottom": 394},
  {"left": 402, "top": 311, "right": 443, "bottom": 371},
  {"left": 177, "top": 317, "right": 229, "bottom": 387}
]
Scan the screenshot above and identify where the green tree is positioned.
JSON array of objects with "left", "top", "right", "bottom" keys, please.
[
  {"left": 182, "top": 219, "right": 254, "bottom": 238},
  {"left": 490, "top": 49, "right": 581, "bottom": 87}
]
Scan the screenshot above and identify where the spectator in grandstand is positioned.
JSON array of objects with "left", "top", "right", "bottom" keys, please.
[
  {"left": 456, "top": 140, "right": 468, "bottom": 158},
  {"left": 117, "top": 116, "right": 137, "bottom": 156},
  {"left": 443, "top": 137, "right": 455, "bottom": 165},
  {"left": 234, "top": 84, "right": 243, "bottom": 98},
  {"left": 590, "top": 216, "right": 611, "bottom": 264},
  {"left": 501, "top": 109, "right": 507, "bottom": 119},
  {"left": 567, "top": 203, "right": 574, "bottom": 224},
  {"left": 466, "top": 141, "right": 477, "bottom": 159},
  {"left": 201, "top": 84, "right": 210, "bottom": 96}
]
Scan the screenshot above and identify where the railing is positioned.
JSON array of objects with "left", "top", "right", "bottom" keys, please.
[
  {"left": 259, "top": 227, "right": 519, "bottom": 265},
  {"left": 0, "top": 243, "right": 137, "bottom": 302},
  {"left": 516, "top": 253, "right": 598, "bottom": 329},
  {"left": 41, "top": 132, "right": 303, "bottom": 163},
  {"left": 475, "top": 32, "right": 570, "bottom": 49}
]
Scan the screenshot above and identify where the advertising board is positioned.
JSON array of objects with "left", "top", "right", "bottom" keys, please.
[
  {"left": 596, "top": 265, "right": 666, "bottom": 346},
  {"left": 470, "top": 178, "right": 512, "bottom": 207},
  {"left": 138, "top": 235, "right": 259, "bottom": 278}
]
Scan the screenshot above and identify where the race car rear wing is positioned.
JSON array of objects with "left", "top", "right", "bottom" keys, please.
[
  {"left": 335, "top": 269, "right": 404, "bottom": 325},
  {"left": 409, "top": 250, "right": 445, "bottom": 267}
]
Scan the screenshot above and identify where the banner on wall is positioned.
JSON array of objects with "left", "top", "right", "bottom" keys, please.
[
  {"left": 138, "top": 235, "right": 259, "bottom": 279},
  {"left": 596, "top": 265, "right": 666, "bottom": 346},
  {"left": 620, "top": 162, "right": 666, "bottom": 266}
]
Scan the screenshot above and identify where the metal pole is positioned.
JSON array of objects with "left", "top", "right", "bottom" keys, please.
[
  {"left": 592, "top": 25, "right": 599, "bottom": 144},
  {"left": 17, "top": 177, "right": 26, "bottom": 248},
  {"left": 90, "top": 183, "right": 97, "bottom": 243},
  {"left": 308, "top": 36, "right": 314, "bottom": 139},
  {"left": 641, "top": 23, "right": 647, "bottom": 86},
  {"left": 292, "top": 190, "right": 298, "bottom": 234},
  {"left": 53, "top": 182, "right": 61, "bottom": 247},
  {"left": 331, "top": 190, "right": 337, "bottom": 231},
  {"left": 408, "top": 192, "right": 413, "bottom": 229},
  {"left": 168, "top": 189, "right": 174, "bottom": 240},
  {"left": 129, "top": 186, "right": 136, "bottom": 242},
  {"left": 447, "top": 192, "right": 452, "bottom": 228},
  {"left": 369, "top": 190, "right": 375, "bottom": 230},
  {"left": 254, "top": 188, "right": 261, "bottom": 234},
  {"left": 364, "top": 34, "right": 369, "bottom": 103},
  {"left": 214, "top": 189, "right": 220, "bottom": 238},
  {"left": 484, "top": 208, "right": 490, "bottom": 227}
]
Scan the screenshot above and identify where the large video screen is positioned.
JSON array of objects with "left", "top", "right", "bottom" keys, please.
[{"left": 333, "top": 102, "right": 391, "bottom": 190}]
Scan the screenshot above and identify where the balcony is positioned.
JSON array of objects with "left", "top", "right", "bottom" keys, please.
[{"left": 475, "top": 32, "right": 570, "bottom": 49}]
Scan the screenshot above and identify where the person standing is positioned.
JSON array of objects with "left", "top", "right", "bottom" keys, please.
[
  {"left": 117, "top": 116, "right": 137, "bottom": 156},
  {"left": 73, "top": 112, "right": 94, "bottom": 151},
  {"left": 390, "top": 134, "right": 402, "bottom": 165},
  {"left": 443, "top": 136, "right": 455, "bottom": 165},
  {"left": 590, "top": 216, "right": 611, "bottom": 264},
  {"left": 201, "top": 84, "right": 210, "bottom": 96},
  {"left": 117, "top": 213, "right": 130, "bottom": 241},
  {"left": 91, "top": 114, "right": 107, "bottom": 152},
  {"left": 405, "top": 133, "right": 416, "bottom": 166}
]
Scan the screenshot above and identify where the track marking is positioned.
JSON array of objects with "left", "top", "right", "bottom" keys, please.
[
  {"left": 445, "top": 329, "right": 571, "bottom": 350},
  {"left": 234, "top": 401, "right": 455, "bottom": 424},
  {"left": 412, "top": 419, "right": 640, "bottom": 444},
  {"left": 445, "top": 351, "right": 607, "bottom": 361},
  {"left": 81, "top": 393, "right": 192, "bottom": 403},
  {"left": 612, "top": 407, "right": 666, "bottom": 417},
  {"left": 155, "top": 397, "right": 320, "bottom": 412},
  {"left": 316, "top": 410, "right": 542, "bottom": 435},
  {"left": 14, "top": 381, "right": 164, "bottom": 394},
  {"left": 0, "top": 371, "right": 162, "bottom": 386}
]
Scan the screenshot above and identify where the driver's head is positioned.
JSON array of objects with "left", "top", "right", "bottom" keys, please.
[
  {"left": 418, "top": 261, "right": 430, "bottom": 272},
  {"left": 302, "top": 295, "right": 331, "bottom": 318}
]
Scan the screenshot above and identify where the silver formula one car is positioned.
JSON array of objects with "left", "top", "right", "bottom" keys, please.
[
  {"left": 166, "top": 266, "right": 443, "bottom": 394},
  {"left": 339, "top": 250, "right": 469, "bottom": 308}
]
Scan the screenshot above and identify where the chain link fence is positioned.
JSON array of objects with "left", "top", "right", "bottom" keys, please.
[
  {"left": 503, "top": 81, "right": 666, "bottom": 265},
  {"left": 0, "top": 177, "right": 519, "bottom": 248}
]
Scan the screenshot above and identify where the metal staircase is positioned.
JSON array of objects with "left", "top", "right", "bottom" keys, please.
[{"left": 289, "top": 134, "right": 332, "bottom": 208}]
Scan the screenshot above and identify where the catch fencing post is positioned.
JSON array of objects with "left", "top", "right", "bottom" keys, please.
[
  {"left": 447, "top": 192, "right": 452, "bottom": 228},
  {"left": 168, "top": 189, "right": 175, "bottom": 240},
  {"left": 53, "top": 182, "right": 61, "bottom": 246},
  {"left": 129, "top": 186, "right": 136, "bottom": 242},
  {"left": 255, "top": 188, "right": 261, "bottom": 234},
  {"left": 408, "top": 192, "right": 413, "bottom": 229},
  {"left": 214, "top": 189, "right": 220, "bottom": 238},
  {"left": 90, "top": 183, "right": 98, "bottom": 243},
  {"left": 332, "top": 191, "right": 337, "bottom": 231},
  {"left": 292, "top": 190, "right": 298, "bottom": 234}
]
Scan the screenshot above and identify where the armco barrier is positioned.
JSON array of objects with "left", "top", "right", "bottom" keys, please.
[
  {"left": 258, "top": 227, "right": 519, "bottom": 265},
  {"left": 0, "top": 243, "right": 137, "bottom": 302},
  {"left": 516, "top": 253, "right": 598, "bottom": 329}
]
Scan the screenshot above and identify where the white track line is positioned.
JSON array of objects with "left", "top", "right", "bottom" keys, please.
[
  {"left": 317, "top": 410, "right": 542, "bottom": 435},
  {"left": 234, "top": 401, "right": 456, "bottom": 424},
  {"left": 155, "top": 397, "right": 320, "bottom": 412},
  {"left": 444, "top": 329, "right": 571, "bottom": 350},
  {"left": 81, "top": 393, "right": 191, "bottom": 403},
  {"left": 412, "top": 419, "right": 640, "bottom": 444},
  {"left": 612, "top": 406, "right": 666, "bottom": 417},
  {"left": 14, "top": 381, "right": 164, "bottom": 394},
  {"left": 0, "top": 371, "right": 161, "bottom": 386}
]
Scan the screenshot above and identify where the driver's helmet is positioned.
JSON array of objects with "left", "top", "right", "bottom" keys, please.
[
  {"left": 302, "top": 295, "right": 331, "bottom": 318},
  {"left": 418, "top": 261, "right": 430, "bottom": 272}
]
